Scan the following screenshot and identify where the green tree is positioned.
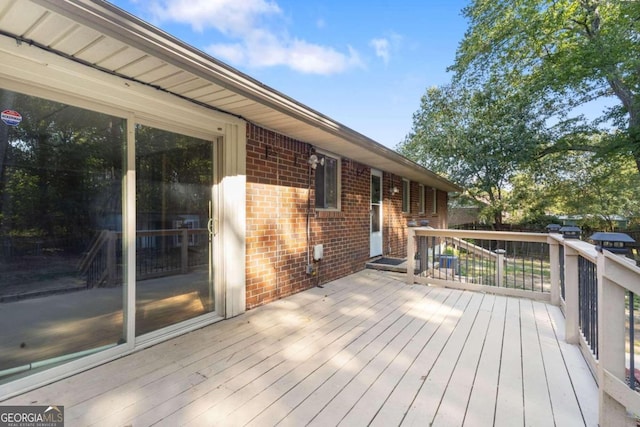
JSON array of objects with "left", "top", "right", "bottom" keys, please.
[
  {"left": 550, "top": 153, "right": 640, "bottom": 230},
  {"left": 451, "top": 0, "right": 640, "bottom": 172},
  {"left": 399, "top": 82, "right": 548, "bottom": 226},
  {"left": 506, "top": 149, "right": 640, "bottom": 228}
]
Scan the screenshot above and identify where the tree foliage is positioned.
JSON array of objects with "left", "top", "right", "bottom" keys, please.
[
  {"left": 451, "top": 0, "right": 640, "bottom": 171},
  {"left": 0, "top": 90, "right": 213, "bottom": 250},
  {"left": 401, "top": 0, "right": 640, "bottom": 227},
  {"left": 399, "top": 82, "right": 548, "bottom": 225},
  {"left": 548, "top": 153, "right": 640, "bottom": 229},
  {"left": 508, "top": 150, "right": 640, "bottom": 229}
]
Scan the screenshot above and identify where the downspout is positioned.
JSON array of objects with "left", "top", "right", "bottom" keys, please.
[
  {"left": 387, "top": 173, "right": 392, "bottom": 255},
  {"left": 306, "top": 149, "right": 313, "bottom": 268},
  {"left": 276, "top": 149, "right": 281, "bottom": 298}
]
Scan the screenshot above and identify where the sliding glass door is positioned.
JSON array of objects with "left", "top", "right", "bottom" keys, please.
[
  {"left": 0, "top": 90, "right": 220, "bottom": 384},
  {"left": 134, "top": 125, "right": 216, "bottom": 336},
  {"left": 0, "top": 89, "right": 126, "bottom": 382}
]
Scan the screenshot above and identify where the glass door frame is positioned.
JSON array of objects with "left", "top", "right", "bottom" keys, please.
[{"left": 128, "top": 117, "right": 224, "bottom": 349}]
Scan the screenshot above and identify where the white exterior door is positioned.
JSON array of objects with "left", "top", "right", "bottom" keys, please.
[{"left": 370, "top": 170, "right": 383, "bottom": 257}]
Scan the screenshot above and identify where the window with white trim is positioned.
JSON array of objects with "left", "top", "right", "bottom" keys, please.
[
  {"left": 315, "top": 152, "right": 340, "bottom": 210},
  {"left": 402, "top": 179, "right": 410, "bottom": 213},
  {"left": 419, "top": 184, "right": 425, "bottom": 214}
]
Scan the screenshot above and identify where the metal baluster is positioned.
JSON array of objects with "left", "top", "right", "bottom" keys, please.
[
  {"left": 630, "top": 291, "right": 636, "bottom": 391},
  {"left": 592, "top": 262, "right": 596, "bottom": 354},
  {"left": 539, "top": 243, "right": 544, "bottom": 292},
  {"left": 465, "top": 239, "right": 469, "bottom": 284},
  {"left": 519, "top": 241, "right": 523, "bottom": 290},
  {"left": 560, "top": 245, "right": 565, "bottom": 300}
]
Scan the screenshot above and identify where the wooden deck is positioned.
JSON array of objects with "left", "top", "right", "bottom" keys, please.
[{"left": 3, "top": 270, "right": 598, "bottom": 426}]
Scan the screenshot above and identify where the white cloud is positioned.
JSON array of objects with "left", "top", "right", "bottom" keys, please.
[
  {"left": 370, "top": 38, "right": 390, "bottom": 64},
  {"left": 148, "top": 0, "right": 281, "bottom": 35},
  {"left": 206, "top": 43, "right": 247, "bottom": 65},
  {"left": 147, "top": 0, "right": 362, "bottom": 75},
  {"left": 208, "top": 37, "right": 363, "bottom": 75},
  {"left": 370, "top": 32, "right": 404, "bottom": 65}
]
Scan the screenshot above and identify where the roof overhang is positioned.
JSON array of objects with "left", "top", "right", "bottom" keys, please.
[{"left": 1, "top": 0, "right": 461, "bottom": 192}]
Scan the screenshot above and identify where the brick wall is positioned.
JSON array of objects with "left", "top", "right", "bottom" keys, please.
[
  {"left": 246, "top": 124, "right": 370, "bottom": 309},
  {"left": 383, "top": 176, "right": 447, "bottom": 258},
  {"left": 245, "top": 123, "right": 448, "bottom": 309}
]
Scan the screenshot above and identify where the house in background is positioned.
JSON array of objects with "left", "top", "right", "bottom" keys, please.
[
  {"left": 447, "top": 194, "right": 487, "bottom": 228},
  {"left": 0, "top": 0, "right": 459, "bottom": 398},
  {"left": 557, "top": 214, "right": 630, "bottom": 230}
]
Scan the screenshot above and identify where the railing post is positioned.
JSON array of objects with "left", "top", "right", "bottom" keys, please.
[
  {"left": 181, "top": 228, "right": 189, "bottom": 274},
  {"left": 407, "top": 227, "right": 415, "bottom": 285},
  {"left": 564, "top": 245, "right": 580, "bottom": 344},
  {"left": 597, "top": 251, "right": 631, "bottom": 426},
  {"left": 419, "top": 236, "right": 428, "bottom": 277},
  {"left": 548, "top": 238, "right": 560, "bottom": 306},
  {"left": 495, "top": 249, "right": 505, "bottom": 288}
]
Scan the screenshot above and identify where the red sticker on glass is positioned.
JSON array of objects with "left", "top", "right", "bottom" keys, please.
[{"left": 1, "top": 109, "right": 22, "bottom": 126}]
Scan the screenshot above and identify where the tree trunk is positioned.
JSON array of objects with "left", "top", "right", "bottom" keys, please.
[
  {"left": 493, "top": 211, "right": 503, "bottom": 230},
  {"left": 630, "top": 111, "right": 640, "bottom": 175}
]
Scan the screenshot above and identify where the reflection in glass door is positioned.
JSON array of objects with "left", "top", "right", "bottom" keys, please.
[
  {"left": 135, "top": 125, "right": 215, "bottom": 336},
  {"left": 0, "top": 89, "right": 126, "bottom": 383}
]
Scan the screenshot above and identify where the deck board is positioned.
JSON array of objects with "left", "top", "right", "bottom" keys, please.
[
  {"left": 430, "top": 294, "right": 495, "bottom": 427},
  {"left": 494, "top": 297, "right": 524, "bottom": 427},
  {"left": 336, "top": 288, "right": 454, "bottom": 427},
  {"left": 400, "top": 291, "right": 482, "bottom": 426},
  {"left": 521, "top": 299, "right": 555, "bottom": 427},
  {"left": 276, "top": 285, "right": 438, "bottom": 427},
  {"left": 545, "top": 303, "right": 599, "bottom": 426},
  {"left": 368, "top": 289, "right": 470, "bottom": 426},
  {"left": 114, "top": 274, "right": 404, "bottom": 427},
  {"left": 463, "top": 294, "right": 507, "bottom": 426},
  {"left": 2, "top": 270, "right": 598, "bottom": 426},
  {"left": 187, "top": 281, "right": 430, "bottom": 427},
  {"left": 536, "top": 302, "right": 596, "bottom": 427},
  {"left": 300, "top": 291, "right": 430, "bottom": 426}
]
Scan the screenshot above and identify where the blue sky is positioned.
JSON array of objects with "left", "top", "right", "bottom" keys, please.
[{"left": 108, "top": 0, "right": 470, "bottom": 149}]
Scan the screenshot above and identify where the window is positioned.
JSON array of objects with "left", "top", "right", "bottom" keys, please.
[
  {"left": 419, "top": 184, "right": 425, "bottom": 214},
  {"left": 432, "top": 187, "right": 438, "bottom": 214},
  {"left": 402, "top": 179, "right": 410, "bottom": 213},
  {"left": 315, "top": 152, "right": 340, "bottom": 209}
]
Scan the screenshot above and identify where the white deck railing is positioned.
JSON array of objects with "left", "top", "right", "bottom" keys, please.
[{"left": 407, "top": 227, "right": 640, "bottom": 426}]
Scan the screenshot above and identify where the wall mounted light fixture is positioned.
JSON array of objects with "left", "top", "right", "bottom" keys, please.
[{"left": 308, "top": 154, "right": 325, "bottom": 170}]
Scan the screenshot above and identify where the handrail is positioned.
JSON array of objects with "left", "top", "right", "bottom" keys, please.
[
  {"left": 407, "top": 227, "right": 555, "bottom": 302},
  {"left": 603, "top": 251, "right": 640, "bottom": 295},
  {"left": 78, "top": 230, "right": 110, "bottom": 274},
  {"left": 78, "top": 228, "right": 209, "bottom": 287},
  {"left": 449, "top": 235, "right": 498, "bottom": 259},
  {"left": 562, "top": 237, "right": 598, "bottom": 264},
  {"left": 412, "top": 227, "right": 549, "bottom": 243},
  {"left": 407, "top": 227, "right": 640, "bottom": 425}
]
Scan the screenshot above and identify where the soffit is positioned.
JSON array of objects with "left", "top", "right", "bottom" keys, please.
[{"left": 0, "top": 0, "right": 461, "bottom": 192}]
